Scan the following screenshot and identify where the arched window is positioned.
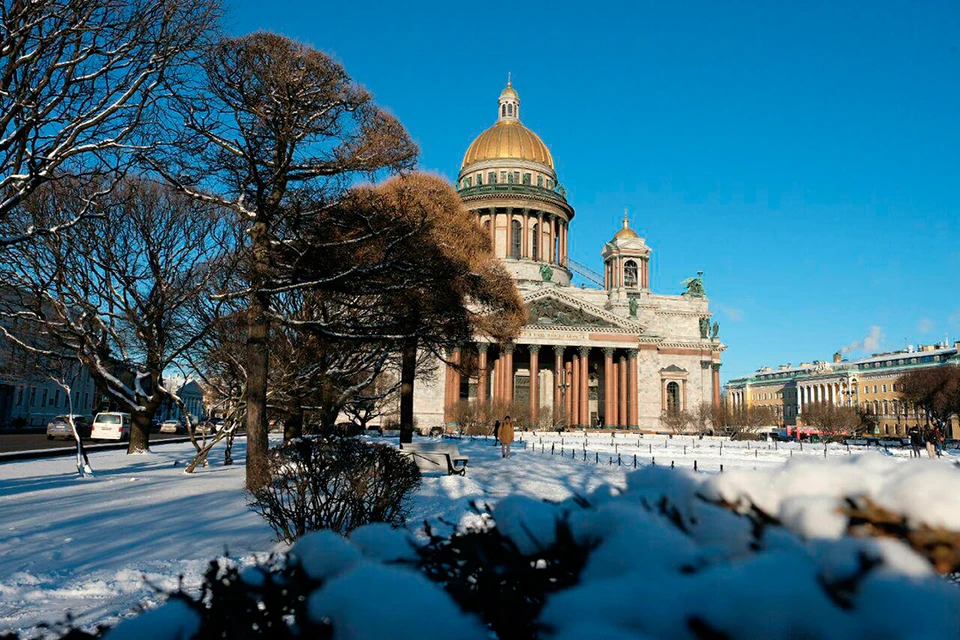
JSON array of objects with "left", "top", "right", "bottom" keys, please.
[
  {"left": 501, "top": 104, "right": 506, "bottom": 117},
  {"left": 623, "top": 260, "right": 638, "bottom": 288},
  {"left": 531, "top": 222, "right": 539, "bottom": 261},
  {"left": 666, "top": 381, "right": 680, "bottom": 415},
  {"left": 507, "top": 103, "right": 513, "bottom": 116},
  {"left": 511, "top": 220, "right": 522, "bottom": 258}
]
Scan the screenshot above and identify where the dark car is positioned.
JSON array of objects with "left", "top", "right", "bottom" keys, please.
[{"left": 46, "top": 415, "right": 91, "bottom": 440}]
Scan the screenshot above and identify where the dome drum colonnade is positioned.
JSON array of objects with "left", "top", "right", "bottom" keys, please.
[
  {"left": 443, "top": 342, "right": 640, "bottom": 428},
  {"left": 457, "top": 81, "right": 573, "bottom": 285}
]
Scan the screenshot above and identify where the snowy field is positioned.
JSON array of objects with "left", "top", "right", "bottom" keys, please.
[{"left": 1, "top": 432, "right": 957, "bottom": 636}]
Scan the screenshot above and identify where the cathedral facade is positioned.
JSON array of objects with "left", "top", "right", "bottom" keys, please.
[{"left": 414, "top": 82, "right": 725, "bottom": 431}]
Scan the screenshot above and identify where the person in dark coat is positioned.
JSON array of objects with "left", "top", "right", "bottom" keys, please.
[
  {"left": 493, "top": 419, "right": 501, "bottom": 446},
  {"left": 908, "top": 426, "right": 922, "bottom": 458}
]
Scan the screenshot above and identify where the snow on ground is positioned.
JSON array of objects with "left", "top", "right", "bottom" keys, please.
[{"left": 1, "top": 432, "right": 958, "bottom": 636}]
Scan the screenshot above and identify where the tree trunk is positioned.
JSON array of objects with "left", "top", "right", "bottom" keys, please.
[
  {"left": 246, "top": 287, "right": 271, "bottom": 489},
  {"left": 284, "top": 410, "right": 303, "bottom": 441},
  {"left": 245, "top": 215, "right": 272, "bottom": 490},
  {"left": 128, "top": 410, "right": 154, "bottom": 454},
  {"left": 399, "top": 337, "right": 417, "bottom": 444}
]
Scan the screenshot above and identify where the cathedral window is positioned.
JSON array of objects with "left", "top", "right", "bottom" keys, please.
[
  {"left": 666, "top": 382, "right": 680, "bottom": 415},
  {"left": 501, "top": 104, "right": 506, "bottom": 117},
  {"left": 500, "top": 171, "right": 507, "bottom": 183},
  {"left": 511, "top": 220, "right": 522, "bottom": 258},
  {"left": 623, "top": 260, "right": 638, "bottom": 287},
  {"left": 537, "top": 174, "right": 543, "bottom": 187},
  {"left": 507, "top": 103, "right": 513, "bottom": 116},
  {"left": 465, "top": 177, "right": 472, "bottom": 188},
  {"left": 476, "top": 173, "right": 483, "bottom": 185},
  {"left": 507, "top": 172, "right": 515, "bottom": 184},
  {"left": 531, "top": 222, "right": 539, "bottom": 260},
  {"left": 489, "top": 172, "right": 497, "bottom": 184},
  {"left": 514, "top": 171, "right": 520, "bottom": 183},
  {"left": 523, "top": 173, "right": 531, "bottom": 185}
]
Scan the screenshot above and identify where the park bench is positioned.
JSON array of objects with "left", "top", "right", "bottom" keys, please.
[{"left": 400, "top": 442, "right": 469, "bottom": 476}]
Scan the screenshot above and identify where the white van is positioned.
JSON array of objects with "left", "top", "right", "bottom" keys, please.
[{"left": 91, "top": 412, "right": 132, "bottom": 441}]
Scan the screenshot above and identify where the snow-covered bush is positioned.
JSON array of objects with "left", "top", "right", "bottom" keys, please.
[
  {"left": 23, "top": 453, "right": 960, "bottom": 639},
  {"left": 248, "top": 436, "right": 421, "bottom": 542}
]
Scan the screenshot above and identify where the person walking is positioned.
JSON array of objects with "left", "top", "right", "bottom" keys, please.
[
  {"left": 924, "top": 425, "right": 937, "bottom": 459},
  {"left": 909, "top": 425, "right": 922, "bottom": 458},
  {"left": 935, "top": 427, "right": 945, "bottom": 458},
  {"left": 500, "top": 415, "right": 515, "bottom": 459},
  {"left": 493, "top": 419, "right": 501, "bottom": 446}
]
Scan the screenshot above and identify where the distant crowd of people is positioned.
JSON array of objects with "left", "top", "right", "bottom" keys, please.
[{"left": 908, "top": 424, "right": 945, "bottom": 459}]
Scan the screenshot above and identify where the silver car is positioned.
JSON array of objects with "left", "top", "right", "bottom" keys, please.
[{"left": 46, "top": 415, "right": 90, "bottom": 440}]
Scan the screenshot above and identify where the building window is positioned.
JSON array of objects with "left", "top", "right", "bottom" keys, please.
[
  {"left": 476, "top": 173, "right": 483, "bottom": 185},
  {"left": 623, "top": 260, "right": 638, "bottom": 287},
  {"left": 537, "top": 175, "right": 543, "bottom": 187},
  {"left": 464, "top": 177, "right": 472, "bottom": 188},
  {"left": 531, "top": 222, "right": 539, "bottom": 260},
  {"left": 523, "top": 173, "right": 531, "bottom": 185},
  {"left": 501, "top": 105, "right": 506, "bottom": 117},
  {"left": 882, "top": 384, "right": 887, "bottom": 393},
  {"left": 507, "top": 103, "right": 513, "bottom": 117},
  {"left": 666, "top": 381, "right": 680, "bottom": 415},
  {"left": 507, "top": 171, "right": 515, "bottom": 184},
  {"left": 873, "top": 385, "right": 877, "bottom": 393},
  {"left": 53, "top": 389, "right": 59, "bottom": 406},
  {"left": 514, "top": 171, "right": 520, "bottom": 183},
  {"left": 500, "top": 171, "right": 507, "bottom": 184},
  {"left": 41, "top": 389, "right": 48, "bottom": 407},
  {"left": 511, "top": 219, "right": 522, "bottom": 258},
  {"left": 16, "top": 387, "right": 23, "bottom": 406},
  {"left": 30, "top": 387, "right": 36, "bottom": 407},
  {"left": 489, "top": 172, "right": 496, "bottom": 184}
]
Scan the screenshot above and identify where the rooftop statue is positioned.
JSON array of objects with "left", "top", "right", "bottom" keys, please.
[
  {"left": 682, "top": 271, "right": 706, "bottom": 298},
  {"left": 629, "top": 297, "right": 638, "bottom": 317},
  {"left": 540, "top": 263, "right": 554, "bottom": 282},
  {"left": 699, "top": 317, "right": 710, "bottom": 339},
  {"left": 711, "top": 321, "right": 720, "bottom": 340}
]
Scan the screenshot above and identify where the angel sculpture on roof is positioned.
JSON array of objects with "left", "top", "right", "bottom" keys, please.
[{"left": 682, "top": 271, "right": 706, "bottom": 298}]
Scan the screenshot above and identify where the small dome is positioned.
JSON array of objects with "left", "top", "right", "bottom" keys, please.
[
  {"left": 500, "top": 81, "right": 519, "bottom": 100},
  {"left": 613, "top": 215, "right": 639, "bottom": 240}
]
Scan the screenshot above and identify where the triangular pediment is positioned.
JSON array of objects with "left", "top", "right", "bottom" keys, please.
[
  {"left": 660, "top": 364, "right": 687, "bottom": 373},
  {"left": 522, "top": 288, "right": 639, "bottom": 331}
]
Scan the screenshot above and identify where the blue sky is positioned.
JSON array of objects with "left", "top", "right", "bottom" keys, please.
[{"left": 231, "top": 1, "right": 960, "bottom": 381}]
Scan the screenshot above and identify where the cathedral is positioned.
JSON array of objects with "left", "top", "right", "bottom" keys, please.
[{"left": 414, "top": 81, "right": 725, "bottom": 431}]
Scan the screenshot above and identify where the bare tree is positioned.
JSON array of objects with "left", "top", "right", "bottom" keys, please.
[
  {"left": 899, "top": 368, "right": 960, "bottom": 437},
  {"left": 800, "top": 401, "right": 864, "bottom": 441},
  {"left": 712, "top": 402, "right": 775, "bottom": 439},
  {"left": 661, "top": 409, "right": 693, "bottom": 435},
  {"left": 0, "top": 0, "right": 219, "bottom": 247},
  {"left": 150, "top": 32, "right": 417, "bottom": 489},
  {"left": 0, "top": 178, "right": 235, "bottom": 452},
  {"left": 342, "top": 371, "right": 398, "bottom": 433}
]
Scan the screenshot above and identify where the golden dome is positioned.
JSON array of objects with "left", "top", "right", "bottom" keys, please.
[
  {"left": 461, "top": 121, "right": 554, "bottom": 170},
  {"left": 613, "top": 215, "right": 639, "bottom": 240},
  {"left": 500, "top": 82, "right": 518, "bottom": 100}
]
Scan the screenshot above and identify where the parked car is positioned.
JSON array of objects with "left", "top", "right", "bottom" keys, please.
[
  {"left": 46, "top": 415, "right": 91, "bottom": 440},
  {"left": 91, "top": 412, "right": 132, "bottom": 441},
  {"left": 160, "top": 420, "right": 182, "bottom": 434},
  {"left": 195, "top": 421, "right": 217, "bottom": 435}
]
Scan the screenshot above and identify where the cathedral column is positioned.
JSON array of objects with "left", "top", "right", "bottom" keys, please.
[
  {"left": 571, "top": 353, "right": 580, "bottom": 426},
  {"left": 565, "top": 361, "right": 573, "bottom": 426},
  {"left": 488, "top": 209, "right": 496, "bottom": 254},
  {"left": 612, "top": 359, "right": 619, "bottom": 426},
  {"left": 579, "top": 346, "right": 591, "bottom": 426},
  {"left": 443, "top": 351, "right": 454, "bottom": 421},
  {"left": 504, "top": 343, "right": 515, "bottom": 404},
  {"left": 628, "top": 349, "right": 639, "bottom": 427},
  {"left": 711, "top": 363, "right": 721, "bottom": 408},
  {"left": 617, "top": 355, "right": 629, "bottom": 427},
  {"left": 561, "top": 222, "right": 567, "bottom": 265},
  {"left": 492, "top": 355, "right": 501, "bottom": 405},
  {"left": 603, "top": 348, "right": 614, "bottom": 426},
  {"left": 554, "top": 347, "right": 564, "bottom": 417},
  {"left": 547, "top": 214, "right": 555, "bottom": 263},
  {"left": 528, "top": 345, "right": 540, "bottom": 427},
  {"left": 477, "top": 344, "right": 488, "bottom": 406},
  {"left": 522, "top": 209, "right": 529, "bottom": 258}
]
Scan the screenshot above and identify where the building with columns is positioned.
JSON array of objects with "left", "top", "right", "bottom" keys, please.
[
  {"left": 725, "top": 341, "right": 960, "bottom": 438},
  {"left": 412, "top": 81, "right": 726, "bottom": 430}
]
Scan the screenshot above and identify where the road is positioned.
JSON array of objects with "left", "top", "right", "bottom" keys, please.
[{"left": 0, "top": 432, "right": 189, "bottom": 454}]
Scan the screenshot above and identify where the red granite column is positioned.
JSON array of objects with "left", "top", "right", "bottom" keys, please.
[
  {"left": 618, "top": 353, "right": 628, "bottom": 427},
  {"left": 571, "top": 353, "right": 580, "bottom": 426},
  {"left": 712, "top": 363, "right": 721, "bottom": 408},
  {"left": 628, "top": 349, "right": 639, "bottom": 427},
  {"left": 554, "top": 347, "right": 564, "bottom": 417},
  {"left": 603, "top": 348, "right": 614, "bottom": 426},
  {"left": 579, "top": 346, "right": 591, "bottom": 426},
  {"left": 529, "top": 345, "right": 540, "bottom": 428},
  {"left": 477, "top": 344, "right": 488, "bottom": 406}
]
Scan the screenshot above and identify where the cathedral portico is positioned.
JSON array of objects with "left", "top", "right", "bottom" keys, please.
[{"left": 417, "top": 80, "right": 726, "bottom": 432}]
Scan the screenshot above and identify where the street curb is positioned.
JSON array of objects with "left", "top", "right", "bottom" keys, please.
[{"left": 0, "top": 436, "right": 197, "bottom": 463}]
